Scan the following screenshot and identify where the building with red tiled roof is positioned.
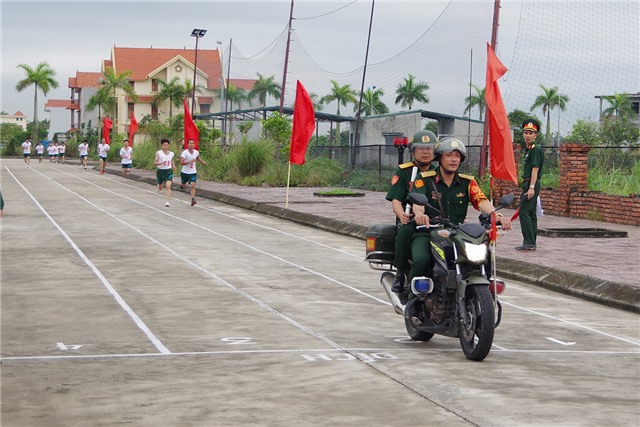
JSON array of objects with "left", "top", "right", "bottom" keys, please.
[
  {"left": 106, "top": 45, "right": 228, "bottom": 135},
  {"left": 0, "top": 111, "right": 28, "bottom": 131}
]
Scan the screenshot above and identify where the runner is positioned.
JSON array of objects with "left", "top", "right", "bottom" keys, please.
[
  {"left": 35, "top": 141, "right": 44, "bottom": 163},
  {"left": 21, "top": 137, "right": 32, "bottom": 166},
  {"left": 120, "top": 139, "right": 133, "bottom": 179},
  {"left": 179, "top": 139, "right": 207, "bottom": 206},
  {"left": 97, "top": 138, "right": 110, "bottom": 174},
  {"left": 78, "top": 139, "right": 89, "bottom": 170},
  {"left": 153, "top": 139, "right": 176, "bottom": 207}
]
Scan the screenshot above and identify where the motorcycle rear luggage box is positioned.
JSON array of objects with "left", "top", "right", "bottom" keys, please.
[{"left": 365, "top": 223, "right": 396, "bottom": 263}]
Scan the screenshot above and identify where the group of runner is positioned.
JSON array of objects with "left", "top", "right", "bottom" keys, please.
[{"left": 21, "top": 138, "right": 67, "bottom": 165}]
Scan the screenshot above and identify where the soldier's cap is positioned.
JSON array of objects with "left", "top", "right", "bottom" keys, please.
[{"left": 522, "top": 119, "right": 540, "bottom": 132}]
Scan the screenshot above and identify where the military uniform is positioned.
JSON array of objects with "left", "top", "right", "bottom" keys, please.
[
  {"left": 520, "top": 142, "right": 544, "bottom": 246},
  {"left": 407, "top": 168, "right": 488, "bottom": 281},
  {"left": 385, "top": 161, "right": 433, "bottom": 274}
]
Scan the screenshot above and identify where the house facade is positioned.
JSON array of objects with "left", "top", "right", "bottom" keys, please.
[
  {"left": 106, "top": 46, "right": 225, "bottom": 136},
  {"left": 0, "top": 111, "right": 28, "bottom": 131}
]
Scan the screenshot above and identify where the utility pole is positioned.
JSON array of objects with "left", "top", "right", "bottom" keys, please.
[{"left": 280, "top": 0, "right": 295, "bottom": 113}]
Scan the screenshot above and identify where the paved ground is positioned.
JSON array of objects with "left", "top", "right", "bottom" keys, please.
[{"left": 92, "top": 162, "right": 640, "bottom": 313}]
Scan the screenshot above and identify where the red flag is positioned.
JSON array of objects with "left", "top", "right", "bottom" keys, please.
[
  {"left": 183, "top": 98, "right": 200, "bottom": 149},
  {"left": 289, "top": 80, "right": 315, "bottom": 165},
  {"left": 102, "top": 117, "right": 113, "bottom": 145},
  {"left": 128, "top": 112, "right": 138, "bottom": 144},
  {"left": 485, "top": 43, "right": 518, "bottom": 184}
]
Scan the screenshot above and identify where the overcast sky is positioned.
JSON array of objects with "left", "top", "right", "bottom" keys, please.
[{"left": 1, "top": 0, "right": 526, "bottom": 119}]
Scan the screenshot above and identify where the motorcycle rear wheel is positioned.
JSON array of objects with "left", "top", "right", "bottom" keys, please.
[
  {"left": 404, "top": 298, "right": 435, "bottom": 342},
  {"left": 459, "top": 285, "right": 495, "bottom": 361}
]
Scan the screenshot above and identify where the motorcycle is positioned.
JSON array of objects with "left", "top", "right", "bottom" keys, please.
[{"left": 365, "top": 193, "right": 514, "bottom": 361}]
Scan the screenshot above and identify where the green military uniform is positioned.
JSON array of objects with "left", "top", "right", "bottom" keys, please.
[
  {"left": 520, "top": 143, "right": 544, "bottom": 246},
  {"left": 386, "top": 161, "right": 435, "bottom": 274},
  {"left": 407, "top": 168, "right": 488, "bottom": 281}
]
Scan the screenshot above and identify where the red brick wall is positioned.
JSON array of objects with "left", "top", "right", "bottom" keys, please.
[{"left": 492, "top": 143, "right": 640, "bottom": 226}]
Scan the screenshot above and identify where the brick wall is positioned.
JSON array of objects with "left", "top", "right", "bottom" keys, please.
[{"left": 492, "top": 143, "right": 640, "bottom": 226}]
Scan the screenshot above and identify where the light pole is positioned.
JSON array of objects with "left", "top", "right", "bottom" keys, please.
[
  {"left": 191, "top": 28, "right": 207, "bottom": 115},
  {"left": 217, "top": 40, "right": 226, "bottom": 143}
]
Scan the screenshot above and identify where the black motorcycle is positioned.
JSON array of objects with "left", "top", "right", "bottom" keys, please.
[{"left": 365, "top": 193, "right": 514, "bottom": 361}]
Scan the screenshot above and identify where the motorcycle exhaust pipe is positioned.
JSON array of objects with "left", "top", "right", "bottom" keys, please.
[{"left": 380, "top": 271, "right": 405, "bottom": 315}]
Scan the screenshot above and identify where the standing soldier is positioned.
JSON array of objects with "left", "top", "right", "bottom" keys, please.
[
  {"left": 386, "top": 130, "right": 438, "bottom": 293},
  {"left": 516, "top": 118, "right": 544, "bottom": 251}
]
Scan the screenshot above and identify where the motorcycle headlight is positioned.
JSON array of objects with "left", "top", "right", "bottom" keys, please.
[{"left": 464, "top": 242, "right": 487, "bottom": 263}]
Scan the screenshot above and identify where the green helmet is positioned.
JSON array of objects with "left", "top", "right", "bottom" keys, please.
[
  {"left": 409, "top": 130, "right": 438, "bottom": 153},
  {"left": 437, "top": 137, "right": 467, "bottom": 163}
]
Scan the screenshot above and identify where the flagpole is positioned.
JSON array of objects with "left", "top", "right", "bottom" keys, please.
[{"left": 285, "top": 162, "right": 292, "bottom": 208}]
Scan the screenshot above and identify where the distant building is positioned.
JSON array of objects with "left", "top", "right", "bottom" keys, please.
[
  {"left": 595, "top": 92, "right": 640, "bottom": 126},
  {"left": 0, "top": 111, "right": 28, "bottom": 131},
  {"left": 45, "top": 71, "right": 101, "bottom": 138}
]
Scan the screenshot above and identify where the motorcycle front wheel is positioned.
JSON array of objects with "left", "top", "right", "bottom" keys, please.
[
  {"left": 404, "top": 298, "right": 435, "bottom": 342},
  {"left": 459, "top": 285, "right": 495, "bottom": 361}
]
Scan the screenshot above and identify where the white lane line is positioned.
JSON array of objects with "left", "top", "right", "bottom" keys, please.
[
  {"left": 57, "top": 169, "right": 391, "bottom": 307},
  {"left": 502, "top": 300, "right": 640, "bottom": 346},
  {"left": 4, "top": 166, "right": 171, "bottom": 355},
  {"left": 102, "top": 172, "right": 363, "bottom": 259},
  {"left": 51, "top": 167, "right": 640, "bottom": 349},
  {"left": 24, "top": 165, "right": 346, "bottom": 351},
  {"left": 2, "top": 348, "right": 638, "bottom": 362}
]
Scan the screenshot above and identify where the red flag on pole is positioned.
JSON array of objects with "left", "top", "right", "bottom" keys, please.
[
  {"left": 289, "top": 80, "right": 315, "bottom": 165},
  {"left": 485, "top": 43, "right": 518, "bottom": 184},
  {"left": 183, "top": 98, "right": 200, "bottom": 149},
  {"left": 128, "top": 112, "right": 138, "bottom": 144},
  {"left": 102, "top": 117, "right": 113, "bottom": 145}
]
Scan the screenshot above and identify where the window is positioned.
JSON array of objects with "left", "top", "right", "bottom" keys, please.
[
  {"left": 199, "top": 104, "right": 210, "bottom": 114},
  {"left": 152, "top": 79, "right": 158, "bottom": 92},
  {"left": 128, "top": 103, "right": 134, "bottom": 117},
  {"left": 151, "top": 105, "right": 158, "bottom": 119}
]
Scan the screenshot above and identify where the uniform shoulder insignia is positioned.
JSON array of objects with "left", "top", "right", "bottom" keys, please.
[
  {"left": 458, "top": 173, "right": 475, "bottom": 181},
  {"left": 399, "top": 162, "right": 415, "bottom": 169},
  {"left": 419, "top": 170, "right": 436, "bottom": 178}
]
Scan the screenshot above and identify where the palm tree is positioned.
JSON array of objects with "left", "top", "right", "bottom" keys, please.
[
  {"left": 85, "top": 86, "right": 115, "bottom": 124},
  {"left": 248, "top": 73, "right": 281, "bottom": 107},
  {"left": 224, "top": 83, "right": 249, "bottom": 143},
  {"left": 356, "top": 87, "right": 388, "bottom": 116},
  {"left": 530, "top": 84, "right": 569, "bottom": 145},
  {"left": 320, "top": 80, "right": 358, "bottom": 145},
  {"left": 152, "top": 77, "right": 186, "bottom": 117},
  {"left": 464, "top": 84, "right": 486, "bottom": 120},
  {"left": 182, "top": 79, "right": 206, "bottom": 113},
  {"left": 309, "top": 93, "right": 323, "bottom": 112},
  {"left": 98, "top": 68, "right": 137, "bottom": 120},
  {"left": 15, "top": 62, "right": 59, "bottom": 142},
  {"left": 394, "top": 74, "right": 429, "bottom": 110},
  {"left": 602, "top": 93, "right": 634, "bottom": 119}
]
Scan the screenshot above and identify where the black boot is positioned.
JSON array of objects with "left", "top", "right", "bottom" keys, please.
[{"left": 391, "top": 274, "right": 405, "bottom": 293}]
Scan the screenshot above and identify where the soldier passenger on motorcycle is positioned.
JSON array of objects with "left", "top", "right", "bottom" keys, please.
[
  {"left": 385, "top": 130, "right": 438, "bottom": 293},
  {"left": 407, "top": 138, "right": 512, "bottom": 283}
]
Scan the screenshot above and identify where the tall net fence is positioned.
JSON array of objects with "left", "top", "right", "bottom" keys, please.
[{"left": 223, "top": 0, "right": 638, "bottom": 137}]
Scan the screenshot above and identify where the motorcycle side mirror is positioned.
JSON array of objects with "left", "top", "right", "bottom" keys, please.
[
  {"left": 408, "top": 193, "right": 429, "bottom": 206},
  {"left": 498, "top": 193, "right": 515, "bottom": 207}
]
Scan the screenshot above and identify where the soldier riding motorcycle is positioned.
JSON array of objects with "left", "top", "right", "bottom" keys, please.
[{"left": 366, "top": 138, "right": 513, "bottom": 361}]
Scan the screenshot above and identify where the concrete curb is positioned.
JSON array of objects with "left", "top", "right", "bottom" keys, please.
[{"left": 116, "top": 168, "right": 640, "bottom": 314}]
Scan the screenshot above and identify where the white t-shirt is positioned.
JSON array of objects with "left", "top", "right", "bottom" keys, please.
[
  {"left": 78, "top": 143, "right": 89, "bottom": 156},
  {"left": 51, "top": 145, "right": 59, "bottom": 155},
  {"left": 156, "top": 150, "right": 175, "bottom": 170},
  {"left": 22, "top": 141, "right": 32, "bottom": 154},
  {"left": 120, "top": 147, "right": 133, "bottom": 164},
  {"left": 59, "top": 144, "right": 66, "bottom": 154},
  {"left": 36, "top": 144, "right": 44, "bottom": 155},
  {"left": 97, "top": 143, "right": 110, "bottom": 157},
  {"left": 180, "top": 149, "right": 200, "bottom": 174},
  {"left": 47, "top": 146, "right": 55, "bottom": 156}
]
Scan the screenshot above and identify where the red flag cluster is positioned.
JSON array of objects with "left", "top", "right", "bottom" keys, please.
[
  {"left": 183, "top": 98, "right": 200, "bottom": 149},
  {"left": 485, "top": 43, "right": 518, "bottom": 184},
  {"left": 102, "top": 117, "right": 113, "bottom": 145},
  {"left": 289, "top": 80, "right": 315, "bottom": 165}
]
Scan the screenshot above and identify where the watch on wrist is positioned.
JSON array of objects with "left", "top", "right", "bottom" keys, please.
[{"left": 529, "top": 185, "right": 535, "bottom": 189}]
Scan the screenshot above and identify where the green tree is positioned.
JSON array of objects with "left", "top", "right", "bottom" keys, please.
[
  {"left": 97, "top": 68, "right": 137, "bottom": 119},
  {"left": 566, "top": 120, "right": 600, "bottom": 146},
  {"left": 320, "top": 80, "right": 358, "bottom": 146},
  {"left": 464, "top": 84, "right": 486, "bottom": 120},
  {"left": 530, "top": 84, "right": 569, "bottom": 145},
  {"left": 599, "top": 117, "right": 640, "bottom": 147},
  {"left": 249, "top": 73, "right": 281, "bottom": 107},
  {"left": 85, "top": 86, "right": 115, "bottom": 124},
  {"left": 153, "top": 76, "right": 186, "bottom": 118},
  {"left": 394, "top": 74, "right": 429, "bottom": 110},
  {"left": 261, "top": 112, "right": 291, "bottom": 146},
  {"left": 356, "top": 86, "right": 389, "bottom": 116},
  {"left": 15, "top": 61, "right": 59, "bottom": 142},
  {"left": 601, "top": 93, "right": 635, "bottom": 119},
  {"left": 182, "top": 79, "right": 205, "bottom": 113}
]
